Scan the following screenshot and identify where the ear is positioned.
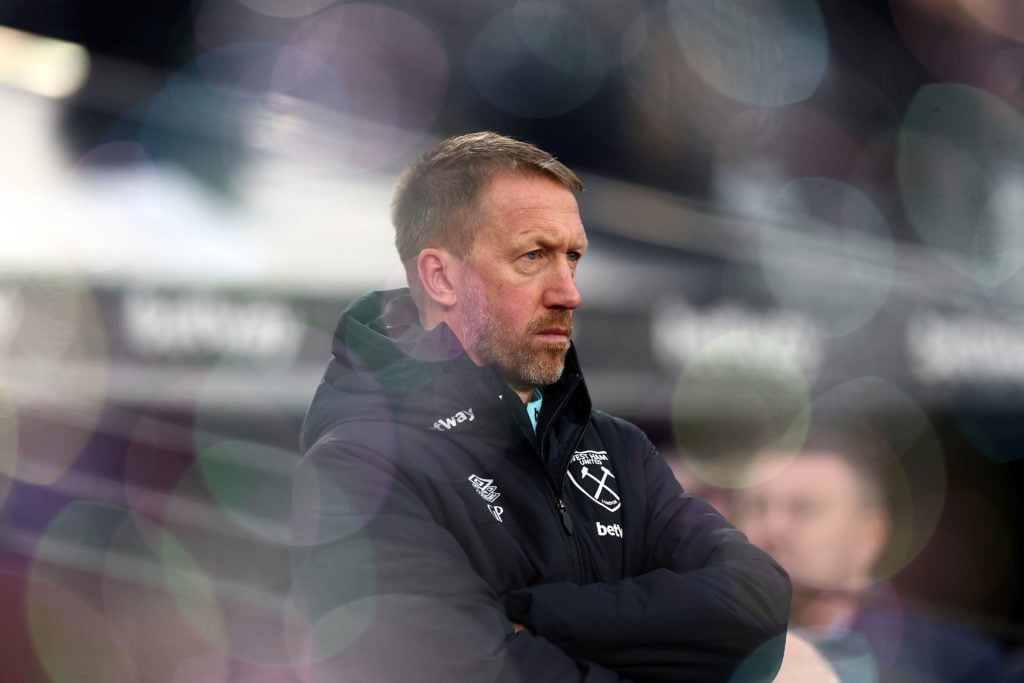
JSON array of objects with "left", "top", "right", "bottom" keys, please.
[{"left": 417, "top": 248, "right": 460, "bottom": 309}]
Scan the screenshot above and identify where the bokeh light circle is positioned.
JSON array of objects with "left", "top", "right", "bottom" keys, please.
[
  {"left": 762, "top": 177, "right": 895, "bottom": 337},
  {"left": 295, "top": 594, "right": 512, "bottom": 680},
  {"left": 159, "top": 462, "right": 298, "bottom": 667},
  {"left": 26, "top": 577, "right": 136, "bottom": 683},
  {"left": 101, "top": 511, "right": 228, "bottom": 676},
  {"left": 891, "top": 0, "right": 1024, "bottom": 86},
  {"left": 186, "top": 320, "right": 308, "bottom": 547},
  {"left": 667, "top": 0, "right": 828, "bottom": 106},
  {"left": 956, "top": 0, "right": 1024, "bottom": 43},
  {"left": 670, "top": 331, "right": 812, "bottom": 488},
  {"left": 898, "top": 83, "right": 1024, "bottom": 288},
  {"left": 288, "top": 529, "right": 377, "bottom": 664},
  {"left": 809, "top": 377, "right": 947, "bottom": 582},
  {"left": 236, "top": 0, "right": 335, "bottom": 19},
  {"left": 0, "top": 379, "right": 18, "bottom": 508},
  {"left": 284, "top": 3, "right": 449, "bottom": 169},
  {"left": 622, "top": 6, "right": 743, "bottom": 148},
  {"left": 28, "top": 502, "right": 140, "bottom": 681},
  {"left": 152, "top": 523, "right": 229, "bottom": 653},
  {"left": 731, "top": 630, "right": 845, "bottom": 682},
  {"left": 123, "top": 401, "right": 196, "bottom": 535},
  {"left": 1, "top": 277, "right": 110, "bottom": 487},
  {"left": 467, "top": 3, "right": 609, "bottom": 119},
  {"left": 196, "top": 439, "right": 295, "bottom": 545}
]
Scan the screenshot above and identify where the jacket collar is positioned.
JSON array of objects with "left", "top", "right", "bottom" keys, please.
[{"left": 303, "top": 288, "right": 592, "bottom": 455}]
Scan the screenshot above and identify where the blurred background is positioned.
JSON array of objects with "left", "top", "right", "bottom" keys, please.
[{"left": 0, "top": 0, "right": 1022, "bottom": 680}]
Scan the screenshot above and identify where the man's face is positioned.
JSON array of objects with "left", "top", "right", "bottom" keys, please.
[
  {"left": 731, "top": 451, "right": 887, "bottom": 593},
  {"left": 458, "top": 171, "right": 587, "bottom": 396}
]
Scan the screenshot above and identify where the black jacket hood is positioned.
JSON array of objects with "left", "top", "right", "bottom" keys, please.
[{"left": 301, "top": 288, "right": 590, "bottom": 454}]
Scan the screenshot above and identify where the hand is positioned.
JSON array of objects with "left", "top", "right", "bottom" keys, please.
[{"left": 512, "top": 622, "right": 530, "bottom": 634}]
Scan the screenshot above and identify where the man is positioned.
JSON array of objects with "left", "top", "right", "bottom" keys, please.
[
  {"left": 731, "top": 427, "right": 1006, "bottom": 682},
  {"left": 291, "top": 132, "right": 791, "bottom": 681}
]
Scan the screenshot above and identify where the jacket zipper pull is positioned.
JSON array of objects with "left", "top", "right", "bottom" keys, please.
[{"left": 558, "top": 499, "right": 574, "bottom": 535}]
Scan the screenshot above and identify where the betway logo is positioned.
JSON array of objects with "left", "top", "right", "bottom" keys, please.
[
  {"left": 431, "top": 408, "right": 475, "bottom": 431},
  {"left": 596, "top": 522, "right": 623, "bottom": 538}
]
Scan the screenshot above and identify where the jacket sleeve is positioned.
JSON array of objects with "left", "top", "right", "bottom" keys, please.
[
  {"left": 503, "top": 439, "right": 792, "bottom": 683},
  {"left": 291, "top": 437, "right": 632, "bottom": 683}
]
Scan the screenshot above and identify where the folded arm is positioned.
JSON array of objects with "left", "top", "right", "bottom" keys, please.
[
  {"left": 291, "top": 438, "right": 632, "bottom": 682},
  {"left": 504, "top": 442, "right": 792, "bottom": 682}
]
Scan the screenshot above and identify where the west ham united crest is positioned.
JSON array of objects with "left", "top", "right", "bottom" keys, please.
[{"left": 567, "top": 450, "right": 621, "bottom": 512}]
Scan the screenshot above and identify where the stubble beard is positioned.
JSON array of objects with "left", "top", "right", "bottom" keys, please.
[{"left": 462, "top": 281, "right": 571, "bottom": 392}]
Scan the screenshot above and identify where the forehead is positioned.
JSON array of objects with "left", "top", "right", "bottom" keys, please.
[
  {"left": 474, "top": 171, "right": 584, "bottom": 242},
  {"left": 744, "top": 451, "right": 863, "bottom": 500}
]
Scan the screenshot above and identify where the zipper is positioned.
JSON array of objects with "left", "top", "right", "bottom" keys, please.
[
  {"left": 557, "top": 498, "right": 574, "bottom": 535},
  {"left": 545, "top": 426, "right": 591, "bottom": 584},
  {"left": 529, "top": 459, "right": 584, "bottom": 584},
  {"left": 554, "top": 427, "right": 589, "bottom": 585},
  {"left": 523, "top": 372, "right": 591, "bottom": 584}
]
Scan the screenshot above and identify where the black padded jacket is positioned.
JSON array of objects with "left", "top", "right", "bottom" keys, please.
[{"left": 291, "top": 289, "right": 791, "bottom": 682}]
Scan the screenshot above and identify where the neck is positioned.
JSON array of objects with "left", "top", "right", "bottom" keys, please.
[{"left": 512, "top": 385, "right": 536, "bottom": 404}]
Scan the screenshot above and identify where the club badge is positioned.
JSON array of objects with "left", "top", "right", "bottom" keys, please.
[{"left": 567, "top": 450, "right": 621, "bottom": 512}]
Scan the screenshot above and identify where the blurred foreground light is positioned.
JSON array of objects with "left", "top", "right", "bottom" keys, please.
[
  {"left": 26, "top": 578, "right": 136, "bottom": 683},
  {"left": 893, "top": 0, "right": 1024, "bottom": 76},
  {"left": 236, "top": 0, "right": 335, "bottom": 19},
  {"left": 0, "top": 278, "right": 110, "bottom": 486},
  {"left": 667, "top": 0, "right": 827, "bottom": 106},
  {"left": 28, "top": 503, "right": 139, "bottom": 681},
  {"left": 151, "top": 527, "right": 228, "bottom": 654},
  {"left": 0, "top": 376, "right": 18, "bottom": 509},
  {"left": 196, "top": 440, "right": 295, "bottom": 545},
  {"left": 0, "top": 26, "right": 89, "bottom": 98},
  {"left": 812, "top": 377, "right": 947, "bottom": 582},
  {"left": 282, "top": 3, "right": 449, "bottom": 169},
  {"left": 668, "top": 331, "right": 813, "bottom": 485},
  {"left": 898, "top": 84, "right": 1024, "bottom": 288},
  {"left": 101, "top": 513, "right": 229, "bottom": 676},
  {"left": 762, "top": 177, "right": 895, "bottom": 337},
  {"left": 467, "top": 3, "right": 608, "bottom": 118},
  {"left": 160, "top": 463, "right": 299, "bottom": 667},
  {"left": 953, "top": 0, "right": 1024, "bottom": 43}
]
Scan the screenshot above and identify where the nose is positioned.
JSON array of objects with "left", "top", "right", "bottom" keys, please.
[{"left": 544, "top": 257, "right": 582, "bottom": 310}]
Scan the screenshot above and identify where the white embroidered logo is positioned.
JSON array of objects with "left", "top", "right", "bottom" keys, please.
[
  {"left": 468, "top": 474, "right": 500, "bottom": 503},
  {"left": 487, "top": 504, "right": 505, "bottom": 523},
  {"left": 432, "top": 408, "right": 475, "bottom": 431},
  {"left": 568, "top": 450, "right": 621, "bottom": 512}
]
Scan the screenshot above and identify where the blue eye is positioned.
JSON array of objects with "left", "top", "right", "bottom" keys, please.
[
  {"left": 525, "top": 251, "right": 540, "bottom": 260},
  {"left": 568, "top": 251, "right": 581, "bottom": 262}
]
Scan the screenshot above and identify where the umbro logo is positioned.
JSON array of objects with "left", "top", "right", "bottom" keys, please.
[
  {"left": 432, "top": 408, "right": 475, "bottom": 431},
  {"left": 468, "top": 474, "right": 500, "bottom": 502},
  {"left": 469, "top": 474, "right": 504, "bottom": 523}
]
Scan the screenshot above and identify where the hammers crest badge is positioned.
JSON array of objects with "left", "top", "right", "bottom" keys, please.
[{"left": 567, "top": 450, "right": 621, "bottom": 512}]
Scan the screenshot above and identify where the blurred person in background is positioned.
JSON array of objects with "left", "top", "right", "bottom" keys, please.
[
  {"left": 731, "top": 426, "right": 1007, "bottom": 682},
  {"left": 290, "top": 131, "right": 791, "bottom": 682}
]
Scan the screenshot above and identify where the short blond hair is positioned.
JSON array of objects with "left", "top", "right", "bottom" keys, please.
[{"left": 391, "top": 132, "right": 583, "bottom": 304}]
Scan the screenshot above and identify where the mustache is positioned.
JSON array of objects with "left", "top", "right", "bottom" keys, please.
[{"left": 529, "top": 312, "right": 574, "bottom": 336}]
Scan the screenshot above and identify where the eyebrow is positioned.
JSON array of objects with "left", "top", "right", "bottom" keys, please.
[{"left": 530, "top": 234, "right": 589, "bottom": 251}]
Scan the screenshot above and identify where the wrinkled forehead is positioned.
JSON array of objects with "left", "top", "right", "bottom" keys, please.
[{"left": 471, "top": 172, "right": 584, "bottom": 239}]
